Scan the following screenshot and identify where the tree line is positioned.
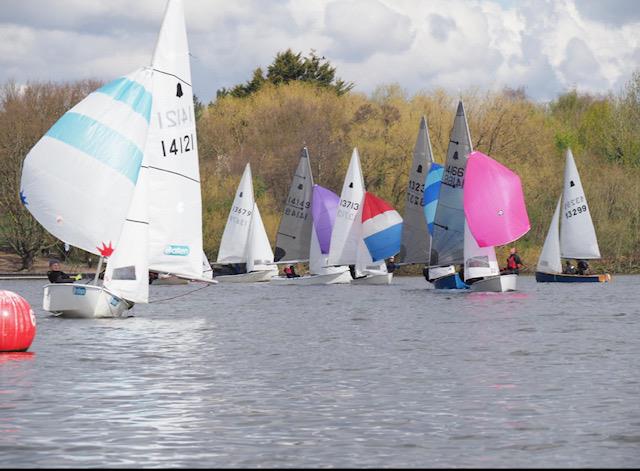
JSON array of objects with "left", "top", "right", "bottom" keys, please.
[{"left": 0, "top": 51, "right": 638, "bottom": 273}]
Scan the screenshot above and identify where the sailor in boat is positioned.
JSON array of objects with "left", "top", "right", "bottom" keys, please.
[
  {"left": 501, "top": 247, "right": 524, "bottom": 275},
  {"left": 46, "top": 259, "right": 82, "bottom": 284},
  {"left": 563, "top": 260, "right": 577, "bottom": 274},
  {"left": 386, "top": 256, "right": 397, "bottom": 273},
  {"left": 576, "top": 259, "right": 590, "bottom": 275},
  {"left": 284, "top": 265, "right": 300, "bottom": 278}
]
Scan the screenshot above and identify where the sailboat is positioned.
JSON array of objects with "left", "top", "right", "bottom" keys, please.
[
  {"left": 270, "top": 148, "right": 351, "bottom": 285},
  {"left": 535, "top": 148, "right": 611, "bottom": 283},
  {"left": 397, "top": 116, "right": 435, "bottom": 266},
  {"left": 214, "top": 163, "right": 278, "bottom": 282},
  {"left": 20, "top": 0, "right": 215, "bottom": 318},
  {"left": 327, "top": 148, "right": 403, "bottom": 285},
  {"left": 463, "top": 151, "right": 530, "bottom": 292},
  {"left": 427, "top": 101, "right": 473, "bottom": 289}
]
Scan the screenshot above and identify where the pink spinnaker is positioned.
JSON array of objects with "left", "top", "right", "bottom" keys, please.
[{"left": 463, "top": 151, "right": 530, "bottom": 247}]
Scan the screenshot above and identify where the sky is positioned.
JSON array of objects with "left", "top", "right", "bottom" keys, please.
[{"left": 1, "top": 0, "right": 639, "bottom": 104}]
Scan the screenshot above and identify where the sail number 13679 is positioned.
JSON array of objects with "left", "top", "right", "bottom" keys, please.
[{"left": 161, "top": 134, "right": 194, "bottom": 157}]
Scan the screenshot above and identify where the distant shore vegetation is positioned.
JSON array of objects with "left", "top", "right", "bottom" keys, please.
[{"left": 1, "top": 51, "right": 638, "bottom": 273}]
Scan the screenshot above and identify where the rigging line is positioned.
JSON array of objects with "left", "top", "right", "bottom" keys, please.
[
  {"left": 149, "top": 283, "right": 210, "bottom": 304},
  {"left": 145, "top": 165, "right": 200, "bottom": 183},
  {"left": 151, "top": 68, "right": 192, "bottom": 87},
  {"left": 126, "top": 218, "right": 149, "bottom": 225}
]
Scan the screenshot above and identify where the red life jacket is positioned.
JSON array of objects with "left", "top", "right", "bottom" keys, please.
[{"left": 507, "top": 255, "right": 518, "bottom": 269}]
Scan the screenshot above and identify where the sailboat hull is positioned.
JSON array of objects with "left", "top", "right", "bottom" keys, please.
[
  {"left": 469, "top": 274, "right": 517, "bottom": 292},
  {"left": 43, "top": 284, "right": 133, "bottom": 318},
  {"left": 270, "top": 270, "right": 352, "bottom": 285},
  {"left": 351, "top": 272, "right": 393, "bottom": 285},
  {"left": 535, "top": 271, "right": 611, "bottom": 283},
  {"left": 215, "top": 268, "right": 278, "bottom": 283},
  {"left": 431, "top": 273, "right": 469, "bottom": 290}
]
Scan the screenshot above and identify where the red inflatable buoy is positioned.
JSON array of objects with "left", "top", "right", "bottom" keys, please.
[{"left": 0, "top": 290, "right": 36, "bottom": 352}]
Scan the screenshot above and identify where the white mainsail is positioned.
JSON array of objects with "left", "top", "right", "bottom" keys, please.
[
  {"left": 274, "top": 147, "right": 314, "bottom": 263},
  {"left": 537, "top": 197, "right": 563, "bottom": 274},
  {"left": 217, "top": 164, "right": 255, "bottom": 264},
  {"left": 328, "top": 148, "right": 366, "bottom": 266},
  {"left": 145, "top": 0, "right": 204, "bottom": 279},
  {"left": 20, "top": 67, "right": 153, "bottom": 259},
  {"left": 430, "top": 101, "right": 473, "bottom": 267},
  {"left": 245, "top": 203, "right": 276, "bottom": 272},
  {"left": 559, "top": 148, "right": 601, "bottom": 259},
  {"left": 399, "top": 116, "right": 434, "bottom": 264}
]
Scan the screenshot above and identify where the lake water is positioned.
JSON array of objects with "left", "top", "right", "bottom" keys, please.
[{"left": 1, "top": 275, "right": 639, "bottom": 468}]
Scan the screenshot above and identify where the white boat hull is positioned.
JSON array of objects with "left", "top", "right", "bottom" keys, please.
[
  {"left": 270, "top": 270, "right": 352, "bottom": 285},
  {"left": 43, "top": 283, "right": 133, "bottom": 318},
  {"left": 215, "top": 268, "right": 278, "bottom": 283},
  {"left": 351, "top": 272, "right": 394, "bottom": 285},
  {"left": 469, "top": 274, "right": 517, "bottom": 292}
]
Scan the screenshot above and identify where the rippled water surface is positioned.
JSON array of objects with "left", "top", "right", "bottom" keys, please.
[{"left": 1, "top": 276, "right": 639, "bottom": 468}]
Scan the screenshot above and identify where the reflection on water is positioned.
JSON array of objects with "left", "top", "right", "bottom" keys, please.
[{"left": 0, "top": 276, "right": 639, "bottom": 468}]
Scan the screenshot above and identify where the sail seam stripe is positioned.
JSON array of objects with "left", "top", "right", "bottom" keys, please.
[
  {"left": 96, "top": 77, "right": 152, "bottom": 123},
  {"left": 46, "top": 112, "right": 143, "bottom": 184}
]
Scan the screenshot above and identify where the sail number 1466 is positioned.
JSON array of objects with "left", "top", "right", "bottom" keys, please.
[{"left": 161, "top": 134, "right": 194, "bottom": 157}]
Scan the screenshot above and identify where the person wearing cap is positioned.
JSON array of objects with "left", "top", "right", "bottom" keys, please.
[{"left": 47, "top": 259, "right": 82, "bottom": 283}]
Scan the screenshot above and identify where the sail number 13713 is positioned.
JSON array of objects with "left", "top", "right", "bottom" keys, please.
[{"left": 161, "top": 134, "right": 194, "bottom": 157}]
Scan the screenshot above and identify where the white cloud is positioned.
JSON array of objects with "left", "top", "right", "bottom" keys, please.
[
  {"left": 0, "top": 0, "right": 638, "bottom": 103},
  {"left": 324, "top": 0, "right": 415, "bottom": 62}
]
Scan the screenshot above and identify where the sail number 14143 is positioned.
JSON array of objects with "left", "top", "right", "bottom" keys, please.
[{"left": 161, "top": 134, "right": 194, "bottom": 157}]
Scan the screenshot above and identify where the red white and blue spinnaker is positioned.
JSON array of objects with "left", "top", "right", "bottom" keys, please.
[{"left": 361, "top": 192, "right": 403, "bottom": 262}]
